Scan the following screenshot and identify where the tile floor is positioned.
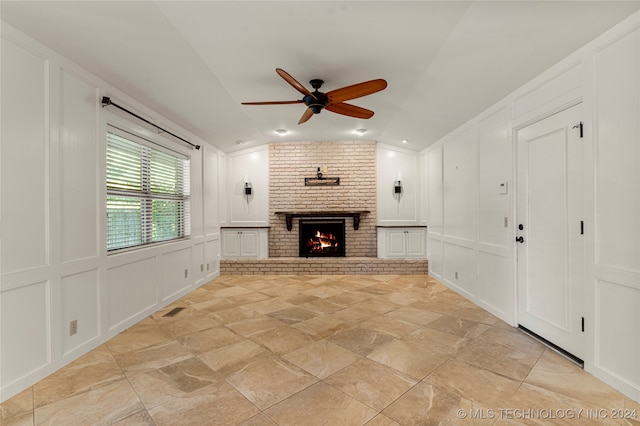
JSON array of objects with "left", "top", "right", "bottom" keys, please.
[{"left": 1, "top": 275, "right": 638, "bottom": 425}]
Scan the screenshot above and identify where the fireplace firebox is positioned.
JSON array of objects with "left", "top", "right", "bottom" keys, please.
[{"left": 299, "top": 219, "right": 346, "bottom": 257}]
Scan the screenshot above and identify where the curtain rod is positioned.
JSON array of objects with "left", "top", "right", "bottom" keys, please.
[{"left": 101, "top": 96, "right": 200, "bottom": 150}]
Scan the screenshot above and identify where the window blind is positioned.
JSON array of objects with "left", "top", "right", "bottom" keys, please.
[{"left": 106, "top": 129, "right": 190, "bottom": 251}]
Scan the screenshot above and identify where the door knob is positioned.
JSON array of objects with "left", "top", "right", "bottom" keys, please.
[{"left": 515, "top": 236, "right": 524, "bottom": 243}]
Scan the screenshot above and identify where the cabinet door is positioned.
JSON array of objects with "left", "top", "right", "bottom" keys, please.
[
  {"left": 406, "top": 229, "right": 426, "bottom": 257},
  {"left": 387, "top": 230, "right": 407, "bottom": 257},
  {"left": 222, "top": 231, "right": 241, "bottom": 257},
  {"left": 239, "top": 230, "right": 258, "bottom": 257}
]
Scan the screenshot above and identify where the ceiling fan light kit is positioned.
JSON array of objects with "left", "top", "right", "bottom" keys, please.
[{"left": 242, "top": 68, "right": 387, "bottom": 125}]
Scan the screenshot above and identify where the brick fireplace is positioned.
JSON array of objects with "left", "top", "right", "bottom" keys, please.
[{"left": 268, "top": 141, "right": 377, "bottom": 257}]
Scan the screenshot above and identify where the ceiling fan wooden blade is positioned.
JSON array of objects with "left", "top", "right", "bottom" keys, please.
[
  {"left": 327, "top": 79, "right": 387, "bottom": 104},
  {"left": 241, "top": 100, "right": 304, "bottom": 105},
  {"left": 276, "top": 68, "right": 316, "bottom": 100},
  {"left": 326, "top": 102, "right": 375, "bottom": 119},
  {"left": 298, "top": 108, "right": 314, "bottom": 124}
]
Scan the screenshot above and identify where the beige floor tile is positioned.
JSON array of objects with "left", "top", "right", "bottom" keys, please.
[
  {"left": 250, "top": 325, "right": 316, "bottom": 355},
  {"left": 237, "top": 412, "right": 278, "bottom": 425},
  {"left": 226, "top": 315, "right": 286, "bottom": 337},
  {"left": 424, "top": 315, "right": 491, "bottom": 339},
  {"left": 106, "top": 320, "right": 173, "bottom": 355},
  {"left": 209, "top": 285, "right": 254, "bottom": 298},
  {"left": 403, "top": 326, "right": 474, "bottom": 356},
  {"left": 367, "top": 339, "right": 449, "bottom": 380},
  {"left": 303, "top": 285, "right": 345, "bottom": 299},
  {"left": 360, "top": 315, "right": 423, "bottom": 338},
  {"left": 351, "top": 298, "right": 402, "bottom": 314},
  {"left": 328, "top": 327, "right": 395, "bottom": 356},
  {"left": 157, "top": 313, "right": 221, "bottom": 338},
  {"left": 382, "top": 381, "right": 478, "bottom": 426},
  {"left": 208, "top": 305, "right": 266, "bottom": 324},
  {"left": 412, "top": 300, "right": 499, "bottom": 325},
  {"left": 114, "top": 341, "right": 192, "bottom": 372},
  {"left": 1, "top": 411, "right": 34, "bottom": 426},
  {"left": 266, "top": 381, "right": 377, "bottom": 426},
  {"left": 301, "top": 297, "right": 348, "bottom": 314},
  {"left": 325, "top": 291, "right": 374, "bottom": 306},
  {"left": 504, "top": 382, "right": 617, "bottom": 425},
  {"left": 110, "top": 410, "right": 156, "bottom": 425},
  {"left": 266, "top": 306, "right": 318, "bottom": 324},
  {"left": 325, "top": 357, "right": 418, "bottom": 411},
  {"left": 240, "top": 297, "right": 296, "bottom": 315},
  {"left": 384, "top": 305, "right": 443, "bottom": 325},
  {"left": 378, "top": 291, "right": 421, "bottom": 306},
  {"left": 198, "top": 340, "right": 270, "bottom": 378},
  {"left": 455, "top": 338, "right": 540, "bottom": 381},
  {"left": 33, "top": 344, "right": 124, "bottom": 408},
  {"left": 477, "top": 326, "right": 546, "bottom": 358},
  {"left": 1, "top": 387, "right": 33, "bottom": 420},
  {"left": 189, "top": 296, "right": 238, "bottom": 312},
  {"left": 283, "top": 339, "right": 362, "bottom": 378},
  {"left": 332, "top": 306, "right": 378, "bottom": 323},
  {"left": 365, "top": 414, "right": 403, "bottom": 426},
  {"left": 227, "top": 291, "right": 273, "bottom": 306},
  {"left": 125, "top": 357, "right": 219, "bottom": 409},
  {"left": 423, "top": 359, "right": 521, "bottom": 407},
  {"left": 177, "top": 326, "right": 245, "bottom": 354},
  {"left": 524, "top": 349, "right": 626, "bottom": 409},
  {"left": 34, "top": 379, "right": 143, "bottom": 425},
  {"left": 226, "top": 356, "right": 317, "bottom": 410},
  {"left": 283, "top": 293, "right": 320, "bottom": 305},
  {"left": 291, "top": 314, "right": 352, "bottom": 338},
  {"left": 148, "top": 382, "right": 259, "bottom": 426}
]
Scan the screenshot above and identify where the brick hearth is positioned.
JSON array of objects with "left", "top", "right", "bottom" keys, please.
[{"left": 221, "top": 257, "right": 428, "bottom": 275}]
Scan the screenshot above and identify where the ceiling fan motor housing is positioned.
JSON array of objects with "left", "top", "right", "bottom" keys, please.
[{"left": 304, "top": 92, "right": 328, "bottom": 114}]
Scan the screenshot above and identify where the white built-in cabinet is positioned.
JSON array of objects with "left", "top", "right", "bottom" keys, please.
[
  {"left": 221, "top": 228, "right": 269, "bottom": 258},
  {"left": 377, "top": 227, "right": 427, "bottom": 258}
]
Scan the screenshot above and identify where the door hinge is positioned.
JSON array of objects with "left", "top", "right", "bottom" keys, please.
[
  {"left": 580, "top": 220, "right": 584, "bottom": 235},
  {"left": 573, "top": 121, "right": 584, "bottom": 138},
  {"left": 581, "top": 317, "right": 585, "bottom": 332}
]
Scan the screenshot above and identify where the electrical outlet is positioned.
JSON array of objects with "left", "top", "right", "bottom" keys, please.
[
  {"left": 504, "top": 217, "right": 508, "bottom": 228},
  {"left": 184, "top": 269, "right": 188, "bottom": 278},
  {"left": 207, "top": 263, "right": 210, "bottom": 270},
  {"left": 200, "top": 264, "right": 204, "bottom": 272},
  {"left": 70, "top": 320, "right": 78, "bottom": 336},
  {"left": 455, "top": 271, "right": 459, "bottom": 280}
]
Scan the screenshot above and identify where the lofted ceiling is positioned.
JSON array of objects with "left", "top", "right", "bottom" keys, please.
[{"left": 2, "top": 1, "right": 639, "bottom": 153}]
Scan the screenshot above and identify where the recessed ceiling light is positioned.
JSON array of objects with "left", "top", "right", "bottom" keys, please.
[
  {"left": 401, "top": 139, "right": 408, "bottom": 144},
  {"left": 355, "top": 128, "right": 367, "bottom": 135},
  {"left": 235, "top": 139, "right": 245, "bottom": 145},
  {"left": 275, "top": 128, "right": 288, "bottom": 135}
]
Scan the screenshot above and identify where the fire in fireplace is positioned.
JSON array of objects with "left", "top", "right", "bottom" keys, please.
[{"left": 299, "top": 219, "right": 346, "bottom": 257}]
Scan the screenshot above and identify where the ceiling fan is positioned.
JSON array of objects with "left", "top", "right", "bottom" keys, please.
[{"left": 242, "top": 68, "right": 387, "bottom": 124}]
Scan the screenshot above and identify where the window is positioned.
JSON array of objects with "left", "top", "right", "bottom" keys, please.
[{"left": 106, "top": 127, "right": 190, "bottom": 251}]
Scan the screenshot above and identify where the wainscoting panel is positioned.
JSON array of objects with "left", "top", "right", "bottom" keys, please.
[{"left": 0, "top": 280, "right": 50, "bottom": 387}]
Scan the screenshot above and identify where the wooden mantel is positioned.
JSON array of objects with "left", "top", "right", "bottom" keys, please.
[{"left": 275, "top": 211, "right": 371, "bottom": 231}]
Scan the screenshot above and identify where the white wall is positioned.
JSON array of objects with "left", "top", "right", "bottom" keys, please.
[
  {"left": 423, "top": 11, "right": 640, "bottom": 403},
  {"left": 376, "top": 144, "right": 421, "bottom": 226},
  {"left": 226, "top": 146, "right": 269, "bottom": 226},
  {"left": 0, "top": 24, "right": 223, "bottom": 401}
]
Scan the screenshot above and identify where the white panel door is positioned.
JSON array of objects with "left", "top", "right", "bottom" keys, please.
[{"left": 516, "top": 104, "right": 584, "bottom": 359}]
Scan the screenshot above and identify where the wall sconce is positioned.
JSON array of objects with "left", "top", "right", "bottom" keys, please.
[
  {"left": 243, "top": 175, "right": 252, "bottom": 196},
  {"left": 394, "top": 172, "right": 402, "bottom": 194}
]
